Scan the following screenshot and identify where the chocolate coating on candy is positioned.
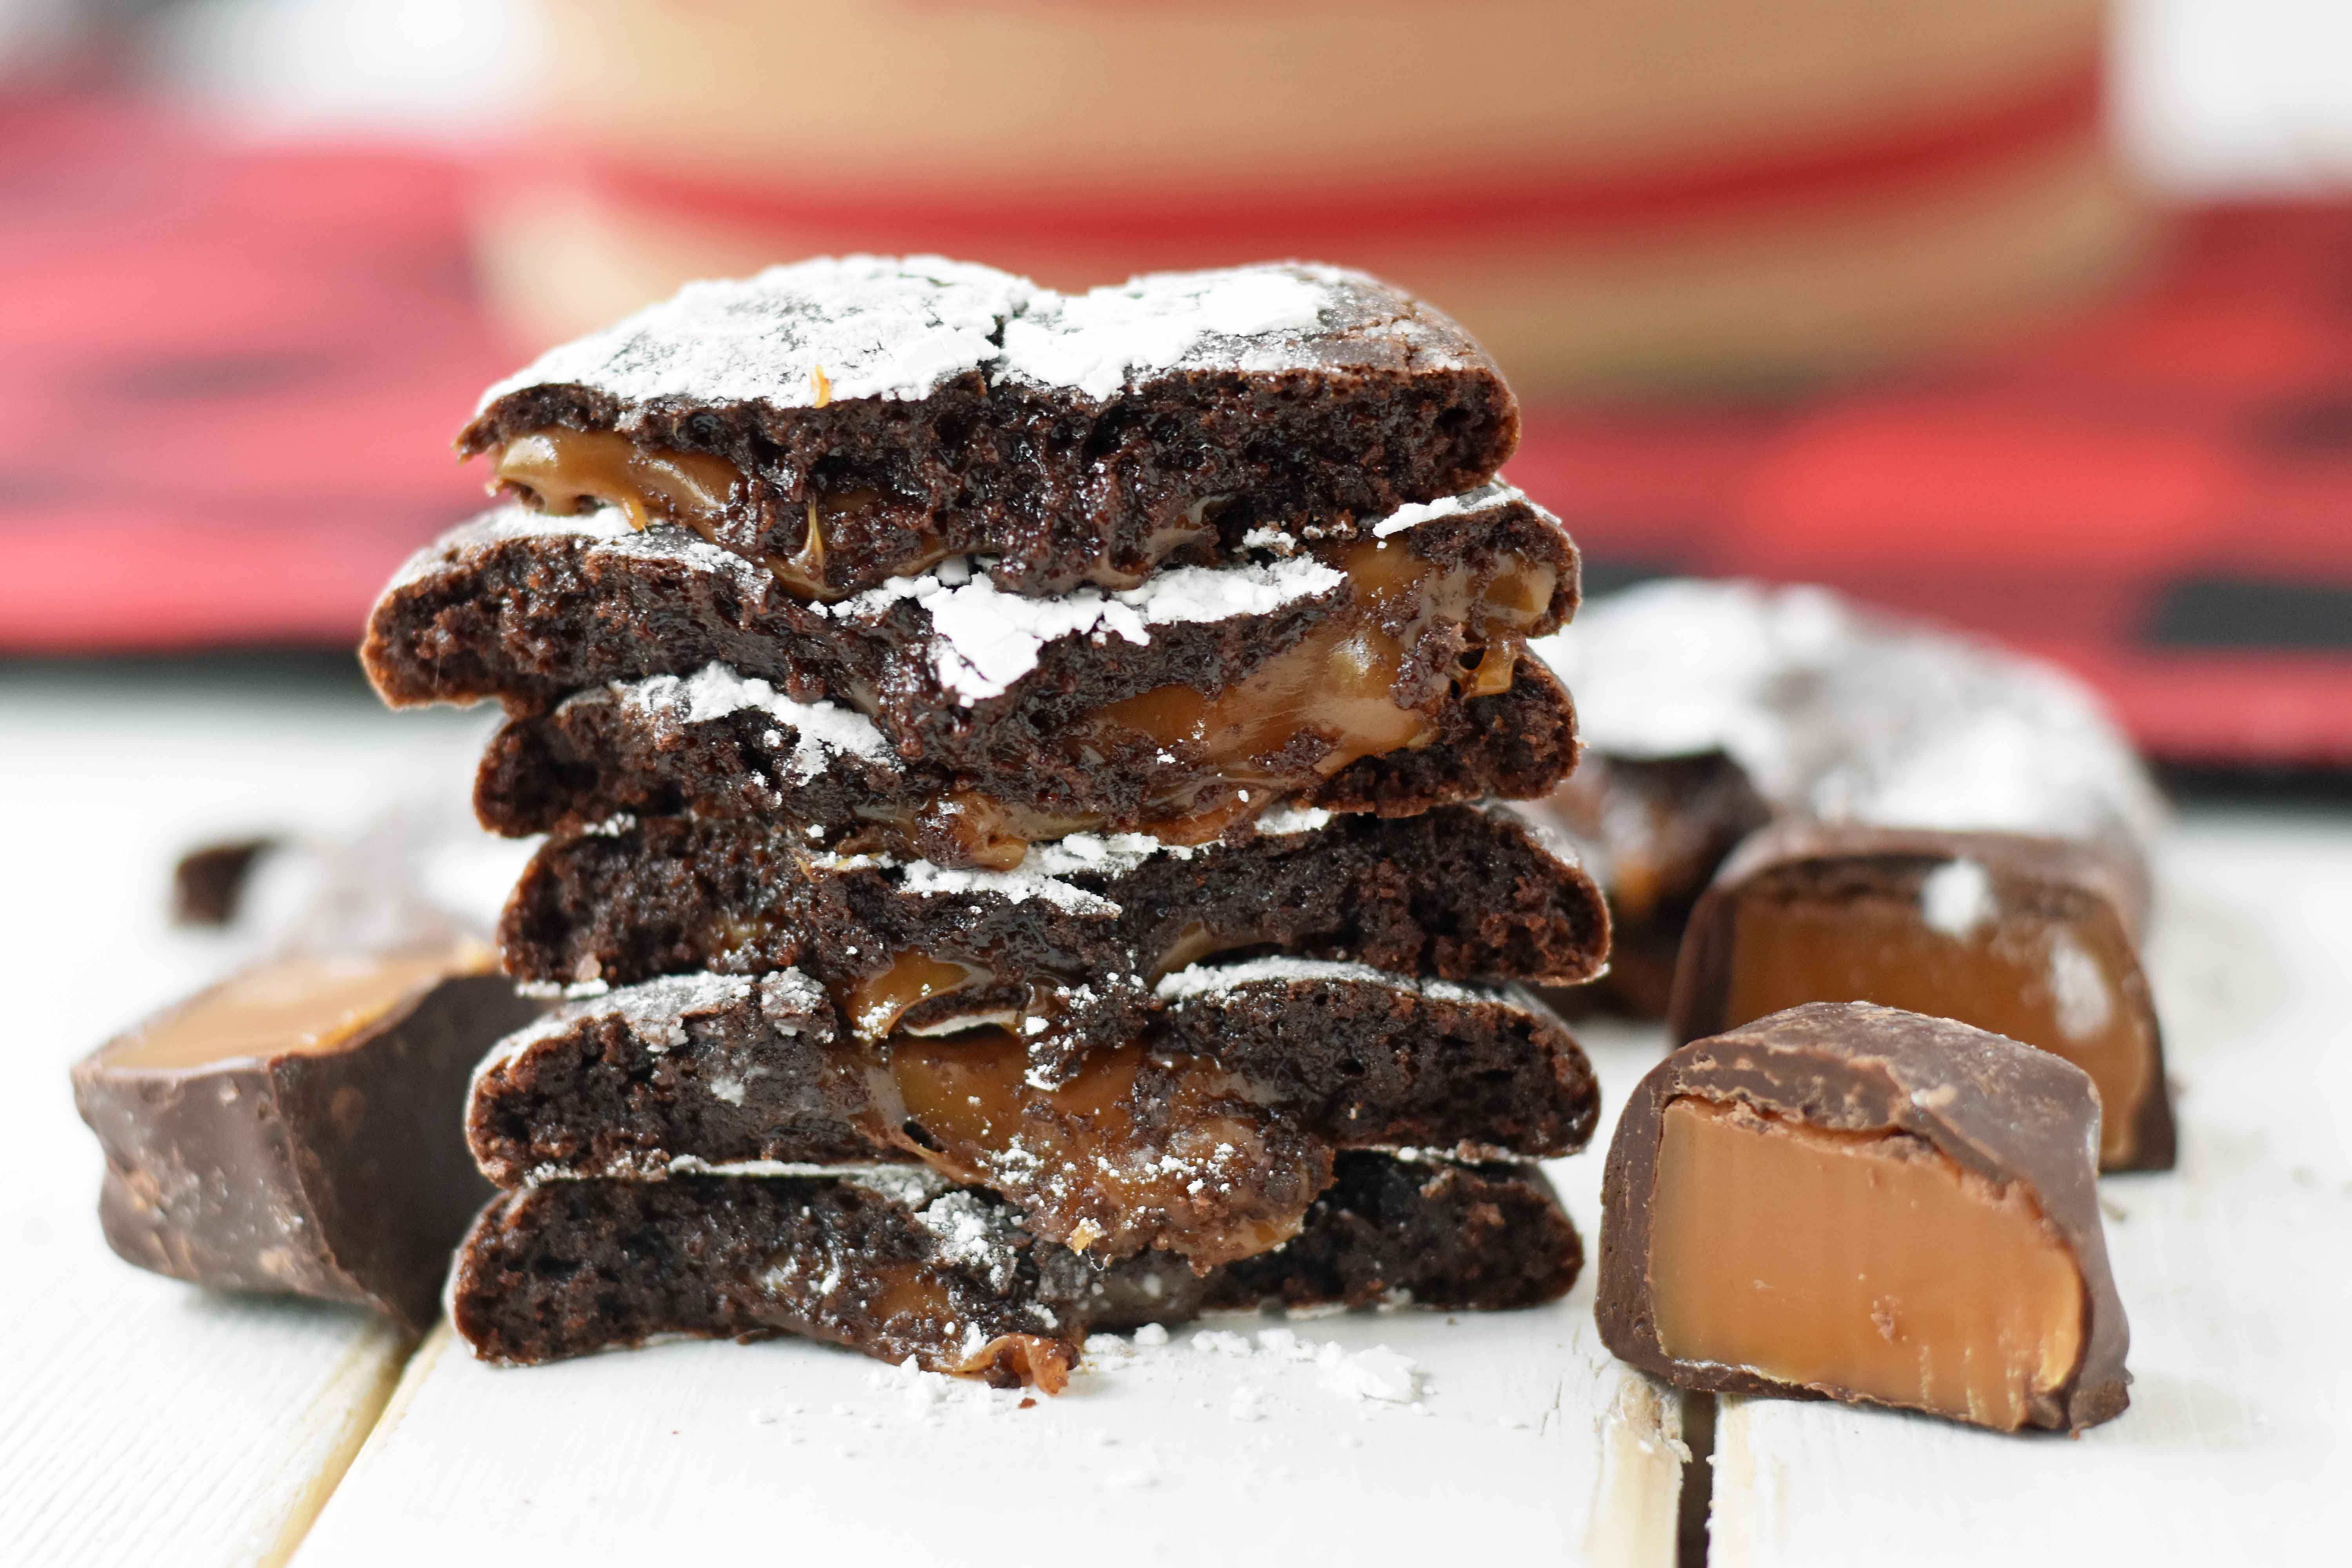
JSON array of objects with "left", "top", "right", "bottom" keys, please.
[
  {"left": 459, "top": 259, "right": 1517, "bottom": 600},
  {"left": 71, "top": 952, "right": 546, "bottom": 1332},
  {"left": 450, "top": 1153, "right": 1580, "bottom": 1385},
  {"left": 171, "top": 837, "right": 280, "bottom": 927},
  {"left": 1668, "top": 820, "right": 2172, "bottom": 1171},
  {"left": 1533, "top": 751, "right": 1769, "bottom": 1018},
  {"left": 1597, "top": 1002, "right": 2131, "bottom": 1433}
]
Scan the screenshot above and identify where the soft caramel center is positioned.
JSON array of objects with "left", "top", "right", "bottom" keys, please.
[
  {"left": 492, "top": 428, "right": 914, "bottom": 600},
  {"left": 1650, "top": 1096, "right": 2084, "bottom": 1432},
  {"left": 1094, "top": 538, "right": 1553, "bottom": 826},
  {"left": 841, "top": 951, "right": 997, "bottom": 1039},
  {"left": 494, "top": 429, "right": 739, "bottom": 534},
  {"left": 876, "top": 1027, "right": 1305, "bottom": 1266},
  {"left": 108, "top": 946, "right": 486, "bottom": 1071},
  {"left": 1722, "top": 888, "right": 2154, "bottom": 1167}
]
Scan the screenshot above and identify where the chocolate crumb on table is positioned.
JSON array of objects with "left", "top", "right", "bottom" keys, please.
[{"left": 170, "top": 837, "right": 281, "bottom": 926}]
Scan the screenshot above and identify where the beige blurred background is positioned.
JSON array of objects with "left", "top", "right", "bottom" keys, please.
[{"left": 35, "top": 0, "right": 2352, "bottom": 395}]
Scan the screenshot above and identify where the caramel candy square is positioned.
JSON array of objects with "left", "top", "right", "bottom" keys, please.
[
  {"left": 1598, "top": 1002, "right": 2131, "bottom": 1433},
  {"left": 1667, "top": 821, "right": 2174, "bottom": 1171},
  {"left": 71, "top": 947, "right": 544, "bottom": 1331}
]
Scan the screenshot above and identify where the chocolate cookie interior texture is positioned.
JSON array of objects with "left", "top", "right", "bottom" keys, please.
[
  {"left": 365, "top": 481, "right": 1579, "bottom": 857},
  {"left": 466, "top": 960, "right": 1597, "bottom": 1267}
]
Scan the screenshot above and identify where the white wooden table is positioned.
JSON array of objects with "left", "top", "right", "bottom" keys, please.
[{"left": 1, "top": 670, "right": 2341, "bottom": 1566}]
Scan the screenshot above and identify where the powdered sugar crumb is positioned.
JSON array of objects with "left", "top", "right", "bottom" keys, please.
[
  {"left": 895, "top": 831, "right": 1195, "bottom": 916},
  {"left": 482, "top": 971, "right": 757, "bottom": 1076},
  {"left": 1317, "top": 1343, "right": 1421, "bottom": 1403},
  {"left": 1368, "top": 479, "right": 1525, "bottom": 538},
  {"left": 1152, "top": 955, "right": 1504, "bottom": 1010},
  {"left": 837, "top": 552, "right": 1347, "bottom": 702},
  {"left": 479, "top": 255, "right": 1030, "bottom": 413},
  {"left": 1918, "top": 858, "right": 1996, "bottom": 938},
  {"left": 1251, "top": 801, "right": 1332, "bottom": 837},
  {"left": 996, "top": 265, "right": 1338, "bottom": 401},
  {"left": 617, "top": 663, "right": 897, "bottom": 780}
]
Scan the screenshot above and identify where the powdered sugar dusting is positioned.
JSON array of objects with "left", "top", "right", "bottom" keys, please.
[
  {"left": 395, "top": 506, "right": 771, "bottom": 601},
  {"left": 914, "top": 1190, "right": 1023, "bottom": 1293},
  {"left": 1918, "top": 858, "right": 1996, "bottom": 938},
  {"left": 996, "top": 265, "right": 1339, "bottom": 401},
  {"left": 1252, "top": 802, "right": 1332, "bottom": 837},
  {"left": 893, "top": 831, "right": 1202, "bottom": 915},
  {"left": 477, "top": 970, "right": 761, "bottom": 1081},
  {"left": 480, "top": 258, "right": 1441, "bottom": 418},
  {"left": 617, "top": 663, "right": 897, "bottom": 780},
  {"left": 837, "top": 552, "right": 1347, "bottom": 702},
  {"left": 2047, "top": 931, "right": 2114, "bottom": 1040},
  {"left": 756, "top": 969, "right": 829, "bottom": 1030},
  {"left": 1528, "top": 578, "right": 2166, "bottom": 859},
  {"left": 477, "top": 255, "right": 1031, "bottom": 414},
  {"left": 1369, "top": 479, "right": 1523, "bottom": 538},
  {"left": 1152, "top": 955, "right": 1503, "bottom": 1010}
]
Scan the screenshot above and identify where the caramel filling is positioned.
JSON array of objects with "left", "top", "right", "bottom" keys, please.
[
  {"left": 1721, "top": 887, "right": 2154, "bottom": 1167},
  {"left": 762, "top": 1252, "right": 1071, "bottom": 1391},
  {"left": 492, "top": 428, "right": 918, "bottom": 600},
  {"left": 494, "top": 429, "right": 739, "bottom": 535},
  {"left": 832, "top": 916, "right": 1272, "bottom": 1045},
  {"left": 494, "top": 423, "right": 1221, "bottom": 602},
  {"left": 871, "top": 1027, "right": 1312, "bottom": 1267},
  {"left": 1093, "top": 538, "right": 1553, "bottom": 836},
  {"left": 842, "top": 951, "right": 997, "bottom": 1039},
  {"left": 108, "top": 946, "right": 487, "bottom": 1071},
  {"left": 898, "top": 792, "right": 1098, "bottom": 874},
  {"left": 1650, "top": 1096, "right": 2084, "bottom": 1432}
]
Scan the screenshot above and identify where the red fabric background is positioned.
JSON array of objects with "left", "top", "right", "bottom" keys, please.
[{"left": 4, "top": 97, "right": 2346, "bottom": 763}]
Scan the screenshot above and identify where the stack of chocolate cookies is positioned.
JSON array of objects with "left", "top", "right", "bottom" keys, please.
[{"left": 362, "top": 258, "right": 1614, "bottom": 1386}]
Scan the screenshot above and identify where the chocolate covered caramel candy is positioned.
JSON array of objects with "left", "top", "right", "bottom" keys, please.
[
  {"left": 1598, "top": 1002, "right": 2130, "bottom": 1433},
  {"left": 1529, "top": 751, "right": 1770, "bottom": 1016},
  {"left": 1667, "top": 821, "right": 2172, "bottom": 1171},
  {"left": 72, "top": 947, "right": 545, "bottom": 1331},
  {"left": 1523, "top": 579, "right": 2167, "bottom": 1020}
]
